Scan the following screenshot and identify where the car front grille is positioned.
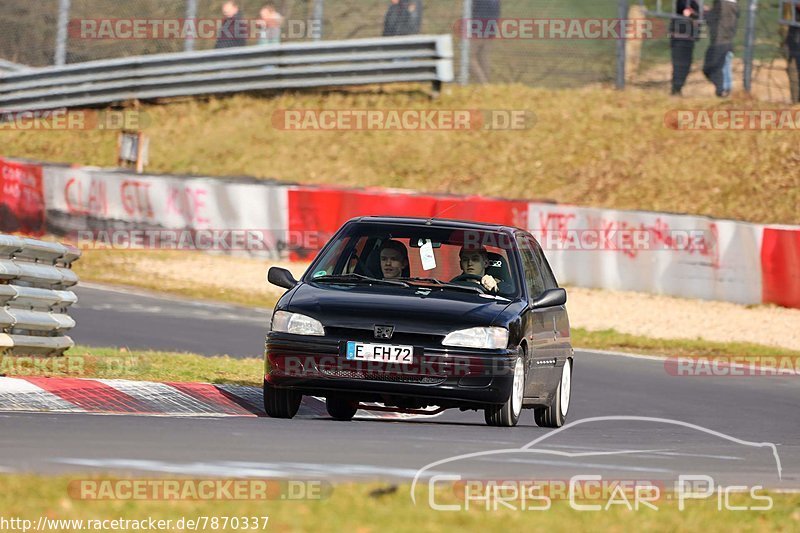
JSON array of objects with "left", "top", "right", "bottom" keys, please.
[{"left": 318, "top": 368, "right": 445, "bottom": 385}]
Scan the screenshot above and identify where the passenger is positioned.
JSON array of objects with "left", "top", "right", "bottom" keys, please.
[
  {"left": 378, "top": 240, "right": 409, "bottom": 279},
  {"left": 452, "top": 245, "right": 499, "bottom": 293}
]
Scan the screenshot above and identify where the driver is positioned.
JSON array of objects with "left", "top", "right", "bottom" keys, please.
[
  {"left": 453, "top": 245, "right": 499, "bottom": 293},
  {"left": 379, "top": 240, "right": 409, "bottom": 279}
]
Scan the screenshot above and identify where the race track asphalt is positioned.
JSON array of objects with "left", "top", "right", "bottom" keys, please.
[{"left": 1, "top": 284, "right": 797, "bottom": 489}]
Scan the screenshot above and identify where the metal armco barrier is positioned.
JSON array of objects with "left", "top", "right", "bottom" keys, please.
[
  {"left": 0, "top": 234, "right": 80, "bottom": 356},
  {"left": 0, "top": 35, "right": 454, "bottom": 112},
  {"left": 0, "top": 59, "right": 28, "bottom": 73}
]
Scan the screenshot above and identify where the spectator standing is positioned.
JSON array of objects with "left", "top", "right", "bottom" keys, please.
[
  {"left": 471, "top": 0, "right": 501, "bottom": 84},
  {"left": 669, "top": 0, "right": 701, "bottom": 96},
  {"left": 257, "top": 3, "right": 284, "bottom": 45},
  {"left": 702, "top": 0, "right": 739, "bottom": 97},
  {"left": 215, "top": 1, "right": 247, "bottom": 49},
  {"left": 784, "top": 1, "right": 800, "bottom": 103},
  {"left": 383, "top": 0, "right": 423, "bottom": 37}
]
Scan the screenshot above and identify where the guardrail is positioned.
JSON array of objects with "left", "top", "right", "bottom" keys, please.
[
  {"left": 0, "top": 234, "right": 80, "bottom": 356},
  {"left": 0, "top": 35, "right": 454, "bottom": 112},
  {"left": 0, "top": 59, "right": 28, "bottom": 74}
]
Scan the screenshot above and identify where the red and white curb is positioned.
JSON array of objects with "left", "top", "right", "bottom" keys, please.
[{"left": 0, "top": 377, "right": 440, "bottom": 420}]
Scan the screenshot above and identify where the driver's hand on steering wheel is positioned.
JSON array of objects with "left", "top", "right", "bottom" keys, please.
[{"left": 481, "top": 274, "right": 499, "bottom": 293}]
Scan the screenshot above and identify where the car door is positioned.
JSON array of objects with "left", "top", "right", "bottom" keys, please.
[
  {"left": 530, "top": 237, "right": 572, "bottom": 366},
  {"left": 516, "top": 234, "right": 559, "bottom": 400}
]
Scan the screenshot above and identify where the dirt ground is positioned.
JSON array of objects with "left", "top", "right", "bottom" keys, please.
[
  {"left": 632, "top": 57, "right": 794, "bottom": 103},
  {"left": 82, "top": 252, "right": 800, "bottom": 352}
]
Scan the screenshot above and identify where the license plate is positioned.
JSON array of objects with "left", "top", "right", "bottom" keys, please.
[{"left": 345, "top": 341, "right": 414, "bottom": 364}]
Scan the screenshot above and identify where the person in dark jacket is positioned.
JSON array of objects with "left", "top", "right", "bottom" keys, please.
[
  {"left": 784, "top": 2, "right": 800, "bottom": 103},
  {"left": 702, "top": 0, "right": 739, "bottom": 97},
  {"left": 471, "top": 0, "right": 501, "bottom": 84},
  {"left": 670, "top": 0, "right": 701, "bottom": 95},
  {"left": 383, "top": 0, "right": 423, "bottom": 37},
  {"left": 215, "top": 1, "right": 247, "bottom": 49}
]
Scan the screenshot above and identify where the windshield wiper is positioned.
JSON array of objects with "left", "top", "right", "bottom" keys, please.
[{"left": 312, "top": 274, "right": 410, "bottom": 287}]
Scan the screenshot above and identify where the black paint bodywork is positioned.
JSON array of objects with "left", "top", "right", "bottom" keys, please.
[{"left": 265, "top": 217, "right": 572, "bottom": 410}]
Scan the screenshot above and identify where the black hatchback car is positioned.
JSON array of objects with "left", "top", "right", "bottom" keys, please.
[{"left": 265, "top": 217, "right": 572, "bottom": 427}]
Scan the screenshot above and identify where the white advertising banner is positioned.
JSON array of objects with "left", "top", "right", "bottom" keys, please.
[
  {"left": 42, "top": 165, "right": 289, "bottom": 258},
  {"left": 528, "top": 203, "right": 764, "bottom": 305}
]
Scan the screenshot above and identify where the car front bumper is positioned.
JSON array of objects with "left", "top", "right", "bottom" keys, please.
[{"left": 265, "top": 332, "right": 517, "bottom": 406}]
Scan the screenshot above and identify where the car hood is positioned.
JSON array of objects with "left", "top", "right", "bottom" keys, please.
[{"left": 285, "top": 282, "right": 516, "bottom": 333}]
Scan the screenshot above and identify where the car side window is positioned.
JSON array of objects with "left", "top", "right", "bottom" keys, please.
[
  {"left": 516, "top": 236, "right": 546, "bottom": 299},
  {"left": 530, "top": 239, "right": 558, "bottom": 290}
]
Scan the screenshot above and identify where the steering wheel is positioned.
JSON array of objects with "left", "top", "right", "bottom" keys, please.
[{"left": 450, "top": 273, "right": 488, "bottom": 292}]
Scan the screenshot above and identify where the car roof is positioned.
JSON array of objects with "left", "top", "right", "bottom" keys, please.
[{"left": 351, "top": 216, "right": 522, "bottom": 234}]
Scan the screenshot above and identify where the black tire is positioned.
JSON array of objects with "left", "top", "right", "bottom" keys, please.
[
  {"left": 262, "top": 380, "right": 301, "bottom": 419},
  {"left": 485, "top": 349, "right": 525, "bottom": 427},
  {"left": 326, "top": 396, "right": 359, "bottom": 421},
  {"left": 534, "top": 358, "right": 572, "bottom": 428}
]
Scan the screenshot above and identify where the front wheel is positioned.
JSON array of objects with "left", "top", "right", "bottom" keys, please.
[
  {"left": 326, "top": 396, "right": 358, "bottom": 421},
  {"left": 485, "top": 351, "right": 525, "bottom": 427},
  {"left": 534, "top": 358, "right": 572, "bottom": 428},
  {"left": 263, "top": 380, "right": 301, "bottom": 419}
]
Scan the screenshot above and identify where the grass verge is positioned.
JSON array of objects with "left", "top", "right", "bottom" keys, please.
[
  {"left": 0, "top": 346, "right": 263, "bottom": 387},
  {"left": 2, "top": 86, "right": 798, "bottom": 225},
  {"left": 0, "top": 475, "right": 796, "bottom": 532},
  {"left": 2, "top": 332, "right": 796, "bottom": 390},
  {"left": 571, "top": 328, "right": 800, "bottom": 359}
]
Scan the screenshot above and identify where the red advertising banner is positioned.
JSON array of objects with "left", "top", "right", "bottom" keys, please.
[
  {"left": 287, "top": 187, "right": 527, "bottom": 261},
  {"left": 0, "top": 158, "right": 45, "bottom": 235},
  {"left": 761, "top": 227, "right": 800, "bottom": 309}
]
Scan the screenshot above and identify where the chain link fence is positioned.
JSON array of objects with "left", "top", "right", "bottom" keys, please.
[{"left": 0, "top": 0, "right": 795, "bottom": 100}]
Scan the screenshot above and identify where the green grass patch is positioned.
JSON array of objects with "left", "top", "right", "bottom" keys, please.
[
  {"left": 572, "top": 328, "right": 800, "bottom": 359},
  {"left": 2, "top": 330, "right": 796, "bottom": 390},
  {"left": 0, "top": 475, "right": 796, "bottom": 532},
  {"left": 2, "top": 86, "right": 798, "bottom": 225},
  {"left": 0, "top": 346, "right": 262, "bottom": 387}
]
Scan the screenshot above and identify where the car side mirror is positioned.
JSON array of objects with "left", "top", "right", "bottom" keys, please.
[
  {"left": 531, "top": 288, "right": 567, "bottom": 309},
  {"left": 268, "top": 267, "right": 298, "bottom": 290}
]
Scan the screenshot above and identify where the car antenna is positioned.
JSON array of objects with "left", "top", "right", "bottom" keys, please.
[{"left": 426, "top": 203, "right": 458, "bottom": 225}]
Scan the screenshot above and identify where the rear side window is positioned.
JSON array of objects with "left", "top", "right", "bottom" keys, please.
[
  {"left": 516, "top": 235, "right": 546, "bottom": 299},
  {"left": 530, "top": 238, "right": 558, "bottom": 290}
]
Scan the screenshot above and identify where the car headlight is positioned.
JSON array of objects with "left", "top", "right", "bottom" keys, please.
[
  {"left": 272, "top": 311, "right": 325, "bottom": 336},
  {"left": 442, "top": 327, "right": 509, "bottom": 349}
]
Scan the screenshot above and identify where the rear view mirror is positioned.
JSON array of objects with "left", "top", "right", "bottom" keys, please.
[
  {"left": 268, "top": 267, "right": 298, "bottom": 290},
  {"left": 531, "top": 288, "right": 567, "bottom": 309}
]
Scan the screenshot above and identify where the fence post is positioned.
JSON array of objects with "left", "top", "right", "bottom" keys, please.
[
  {"left": 185, "top": 0, "right": 198, "bottom": 52},
  {"left": 312, "top": 0, "right": 324, "bottom": 41},
  {"left": 616, "top": 0, "right": 629, "bottom": 90},
  {"left": 743, "top": 0, "right": 759, "bottom": 93},
  {"left": 460, "top": 0, "right": 472, "bottom": 85},
  {"left": 54, "top": 0, "right": 71, "bottom": 66}
]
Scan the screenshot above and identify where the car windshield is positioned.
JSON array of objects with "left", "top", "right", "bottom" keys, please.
[{"left": 304, "top": 222, "right": 521, "bottom": 298}]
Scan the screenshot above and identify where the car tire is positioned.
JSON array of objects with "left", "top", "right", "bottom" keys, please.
[
  {"left": 326, "top": 396, "right": 359, "bottom": 421},
  {"left": 534, "top": 358, "right": 572, "bottom": 428},
  {"left": 485, "top": 349, "right": 525, "bottom": 427},
  {"left": 263, "top": 380, "right": 301, "bottom": 419}
]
